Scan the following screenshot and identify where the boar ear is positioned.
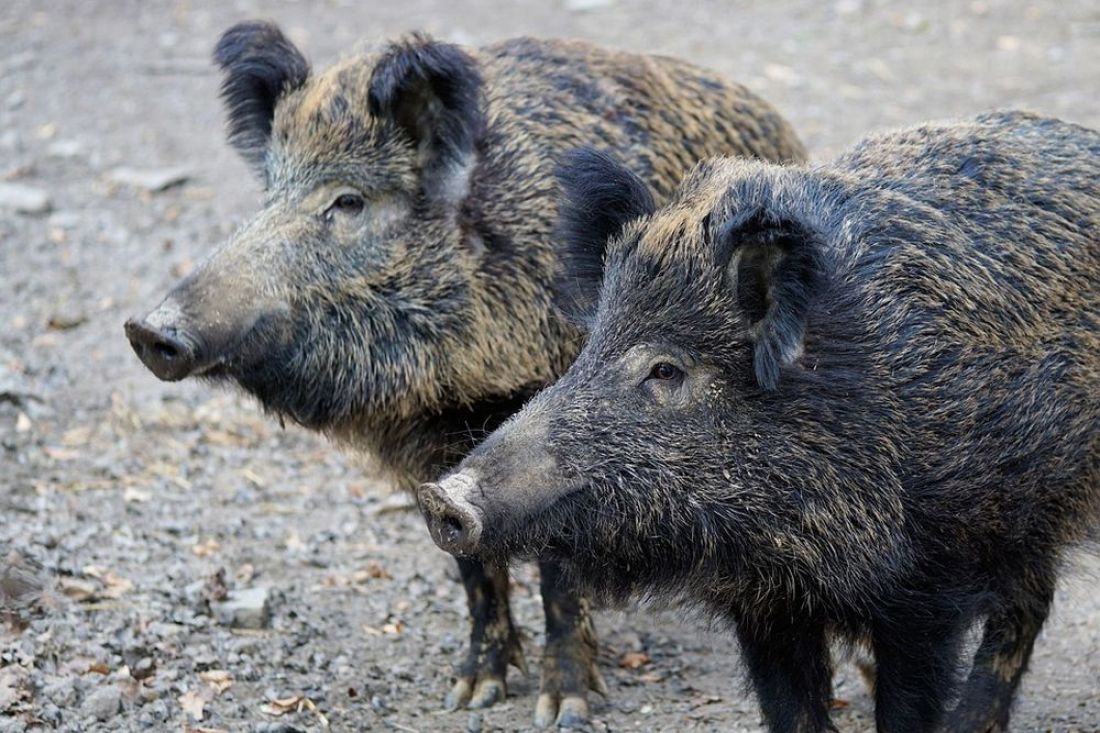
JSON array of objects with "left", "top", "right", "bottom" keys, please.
[
  {"left": 213, "top": 21, "right": 310, "bottom": 173},
  {"left": 715, "top": 209, "right": 825, "bottom": 391},
  {"left": 553, "top": 148, "right": 656, "bottom": 328},
  {"left": 368, "top": 34, "right": 484, "bottom": 198}
]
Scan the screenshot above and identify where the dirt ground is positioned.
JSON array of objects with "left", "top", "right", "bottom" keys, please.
[{"left": 1, "top": 1, "right": 1098, "bottom": 731}]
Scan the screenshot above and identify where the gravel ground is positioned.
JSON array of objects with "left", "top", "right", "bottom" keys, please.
[{"left": 1, "top": 1, "right": 1098, "bottom": 731}]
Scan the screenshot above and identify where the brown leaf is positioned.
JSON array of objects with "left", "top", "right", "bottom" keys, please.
[
  {"left": 191, "top": 539, "right": 220, "bottom": 558},
  {"left": 58, "top": 577, "right": 98, "bottom": 602},
  {"left": 619, "top": 652, "right": 651, "bottom": 669},
  {"left": 260, "top": 695, "right": 303, "bottom": 716},
  {"left": 198, "top": 670, "right": 233, "bottom": 694},
  {"left": 179, "top": 688, "right": 210, "bottom": 721},
  {"left": 87, "top": 662, "right": 111, "bottom": 675},
  {"left": 830, "top": 697, "right": 851, "bottom": 710},
  {"left": 381, "top": 621, "right": 405, "bottom": 635}
]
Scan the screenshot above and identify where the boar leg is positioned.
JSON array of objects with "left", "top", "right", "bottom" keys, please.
[
  {"left": 946, "top": 574, "right": 1054, "bottom": 733},
  {"left": 534, "top": 560, "right": 606, "bottom": 728},
  {"left": 447, "top": 557, "right": 527, "bottom": 710},
  {"left": 736, "top": 613, "right": 833, "bottom": 732},
  {"left": 872, "top": 615, "right": 966, "bottom": 733}
]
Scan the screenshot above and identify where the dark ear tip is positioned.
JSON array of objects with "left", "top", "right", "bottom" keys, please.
[{"left": 213, "top": 20, "right": 284, "bottom": 67}]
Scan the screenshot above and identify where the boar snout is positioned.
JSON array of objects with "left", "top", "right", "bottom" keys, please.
[
  {"left": 124, "top": 303, "right": 208, "bottom": 382},
  {"left": 418, "top": 474, "right": 485, "bottom": 556}
]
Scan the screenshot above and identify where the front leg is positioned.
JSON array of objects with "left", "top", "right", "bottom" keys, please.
[
  {"left": 736, "top": 612, "right": 834, "bottom": 733},
  {"left": 534, "top": 559, "right": 607, "bottom": 728},
  {"left": 872, "top": 614, "right": 966, "bottom": 733},
  {"left": 447, "top": 557, "right": 527, "bottom": 710}
]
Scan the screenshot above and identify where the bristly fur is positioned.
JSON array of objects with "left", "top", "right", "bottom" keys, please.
[
  {"left": 441, "top": 111, "right": 1100, "bottom": 732},
  {"left": 213, "top": 21, "right": 310, "bottom": 172},
  {"left": 553, "top": 148, "right": 657, "bottom": 328}
]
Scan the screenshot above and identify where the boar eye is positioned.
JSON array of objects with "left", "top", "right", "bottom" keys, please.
[
  {"left": 647, "top": 362, "right": 684, "bottom": 382},
  {"left": 327, "top": 192, "right": 365, "bottom": 216}
]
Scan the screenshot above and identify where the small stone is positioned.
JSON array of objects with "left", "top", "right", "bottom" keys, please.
[
  {"left": 564, "top": 0, "right": 615, "bottom": 8},
  {"left": 80, "top": 685, "right": 121, "bottom": 722},
  {"left": 106, "top": 165, "right": 191, "bottom": 192},
  {"left": 212, "top": 587, "right": 270, "bottom": 629},
  {"left": 0, "top": 716, "right": 27, "bottom": 733},
  {"left": 0, "top": 183, "right": 50, "bottom": 214},
  {"left": 466, "top": 711, "right": 483, "bottom": 733},
  {"left": 46, "top": 140, "right": 84, "bottom": 159}
]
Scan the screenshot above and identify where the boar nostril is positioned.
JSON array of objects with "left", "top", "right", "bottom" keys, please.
[
  {"left": 124, "top": 317, "right": 200, "bottom": 382},
  {"left": 440, "top": 513, "right": 466, "bottom": 544},
  {"left": 153, "top": 340, "right": 180, "bottom": 361}
]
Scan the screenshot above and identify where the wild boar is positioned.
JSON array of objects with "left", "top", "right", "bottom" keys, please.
[
  {"left": 124, "top": 20, "right": 806, "bottom": 727},
  {"left": 419, "top": 111, "right": 1100, "bottom": 732}
]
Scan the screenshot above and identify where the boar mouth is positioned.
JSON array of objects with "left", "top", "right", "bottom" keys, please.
[{"left": 489, "top": 484, "right": 589, "bottom": 559}]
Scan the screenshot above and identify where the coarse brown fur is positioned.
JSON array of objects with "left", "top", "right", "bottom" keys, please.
[
  {"left": 421, "top": 111, "right": 1100, "bottom": 732},
  {"left": 124, "top": 21, "right": 806, "bottom": 727}
]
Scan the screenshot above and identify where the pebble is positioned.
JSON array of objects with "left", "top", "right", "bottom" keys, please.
[
  {"left": 466, "top": 711, "right": 484, "bottom": 733},
  {"left": 106, "top": 165, "right": 191, "bottom": 192},
  {"left": 0, "top": 182, "right": 51, "bottom": 214},
  {"left": 213, "top": 587, "right": 270, "bottom": 629},
  {"left": 80, "top": 684, "right": 122, "bottom": 721},
  {"left": 0, "top": 717, "right": 27, "bottom": 733},
  {"left": 46, "top": 139, "right": 84, "bottom": 159}
]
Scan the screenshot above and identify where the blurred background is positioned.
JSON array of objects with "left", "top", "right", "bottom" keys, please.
[{"left": 1, "top": 1, "right": 1098, "bottom": 731}]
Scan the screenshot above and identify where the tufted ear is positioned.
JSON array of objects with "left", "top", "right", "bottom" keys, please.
[
  {"left": 213, "top": 21, "right": 310, "bottom": 173},
  {"left": 368, "top": 34, "right": 484, "bottom": 199},
  {"left": 553, "top": 148, "right": 656, "bottom": 329},
  {"left": 714, "top": 208, "right": 825, "bottom": 391}
]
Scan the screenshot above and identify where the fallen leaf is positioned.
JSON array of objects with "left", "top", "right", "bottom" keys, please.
[
  {"left": 284, "top": 531, "right": 306, "bottom": 552},
  {"left": 619, "top": 652, "right": 651, "bottom": 669},
  {"left": 87, "top": 662, "right": 111, "bottom": 675},
  {"left": 638, "top": 672, "right": 665, "bottom": 684},
  {"left": 192, "top": 539, "right": 220, "bottom": 558},
  {"left": 58, "top": 577, "right": 98, "bottom": 602},
  {"left": 358, "top": 561, "right": 391, "bottom": 581},
  {"left": 830, "top": 697, "right": 851, "bottom": 710},
  {"left": 123, "top": 487, "right": 152, "bottom": 503},
  {"left": 179, "top": 688, "right": 210, "bottom": 721},
  {"left": 381, "top": 621, "right": 405, "bottom": 635},
  {"left": 198, "top": 670, "right": 233, "bottom": 694},
  {"left": 260, "top": 694, "right": 303, "bottom": 716}
]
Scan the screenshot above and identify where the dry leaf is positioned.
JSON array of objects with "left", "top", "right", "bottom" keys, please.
[
  {"left": 260, "top": 694, "right": 303, "bottom": 716},
  {"left": 381, "top": 621, "right": 405, "bottom": 635},
  {"left": 192, "top": 539, "right": 220, "bottom": 558},
  {"left": 198, "top": 670, "right": 233, "bottom": 694},
  {"left": 830, "top": 697, "right": 851, "bottom": 710},
  {"left": 179, "top": 688, "right": 210, "bottom": 721},
  {"left": 123, "top": 487, "right": 152, "bottom": 503},
  {"left": 638, "top": 672, "right": 665, "bottom": 684},
  {"left": 87, "top": 662, "right": 111, "bottom": 675},
  {"left": 43, "top": 446, "right": 80, "bottom": 461},
  {"left": 186, "top": 728, "right": 228, "bottom": 733},
  {"left": 284, "top": 531, "right": 306, "bottom": 552},
  {"left": 59, "top": 577, "right": 98, "bottom": 602},
  {"left": 619, "top": 652, "right": 651, "bottom": 669}
]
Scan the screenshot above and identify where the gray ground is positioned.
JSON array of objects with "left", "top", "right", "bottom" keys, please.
[{"left": 1, "top": 1, "right": 1098, "bottom": 731}]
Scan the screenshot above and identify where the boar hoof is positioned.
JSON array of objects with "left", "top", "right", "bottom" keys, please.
[
  {"left": 535, "top": 693, "right": 591, "bottom": 729},
  {"left": 468, "top": 677, "right": 506, "bottom": 708}
]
